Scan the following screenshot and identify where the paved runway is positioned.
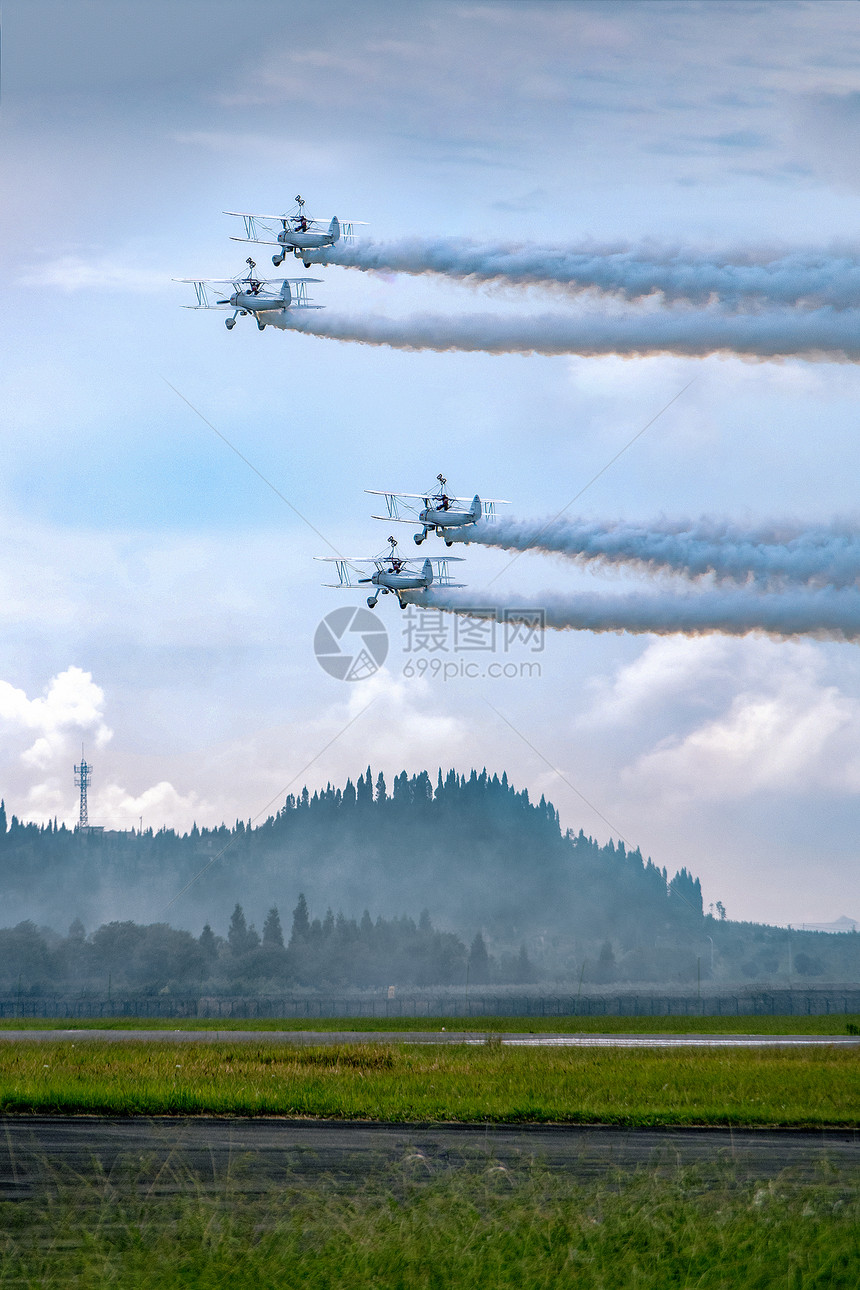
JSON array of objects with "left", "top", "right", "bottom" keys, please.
[
  {"left": 0, "top": 1029, "right": 857, "bottom": 1047},
  {"left": 0, "top": 1116, "right": 856, "bottom": 1200}
]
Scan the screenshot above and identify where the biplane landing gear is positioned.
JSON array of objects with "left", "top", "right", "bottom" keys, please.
[
  {"left": 445, "top": 539, "right": 454, "bottom": 547},
  {"left": 367, "top": 596, "right": 378, "bottom": 609},
  {"left": 399, "top": 600, "right": 408, "bottom": 610},
  {"left": 272, "top": 254, "right": 284, "bottom": 267},
  {"left": 257, "top": 320, "right": 266, "bottom": 330},
  {"left": 413, "top": 533, "right": 425, "bottom": 545},
  {"left": 304, "top": 261, "right": 311, "bottom": 268},
  {"left": 225, "top": 316, "right": 237, "bottom": 330}
]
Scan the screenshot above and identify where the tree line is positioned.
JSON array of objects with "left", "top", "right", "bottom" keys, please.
[{"left": 0, "top": 898, "right": 536, "bottom": 996}]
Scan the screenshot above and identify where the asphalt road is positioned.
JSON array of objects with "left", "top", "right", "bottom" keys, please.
[
  {"left": 0, "top": 1029, "right": 858, "bottom": 1047},
  {"left": 0, "top": 1117, "right": 857, "bottom": 1201}
]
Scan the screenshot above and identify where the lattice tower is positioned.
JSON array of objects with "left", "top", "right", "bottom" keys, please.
[{"left": 74, "top": 753, "right": 92, "bottom": 831}]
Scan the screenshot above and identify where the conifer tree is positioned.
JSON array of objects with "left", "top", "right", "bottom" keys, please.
[
  {"left": 228, "top": 904, "right": 249, "bottom": 954},
  {"left": 262, "top": 907, "right": 284, "bottom": 949},
  {"left": 357, "top": 767, "right": 373, "bottom": 806},
  {"left": 468, "top": 932, "right": 491, "bottom": 984},
  {"left": 291, "top": 893, "right": 310, "bottom": 944}
]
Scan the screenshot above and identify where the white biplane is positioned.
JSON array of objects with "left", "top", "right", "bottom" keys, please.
[
  {"left": 367, "top": 475, "right": 509, "bottom": 546},
  {"left": 317, "top": 537, "right": 464, "bottom": 610},
  {"left": 225, "top": 194, "right": 366, "bottom": 267},
  {"left": 175, "top": 258, "right": 322, "bottom": 330}
]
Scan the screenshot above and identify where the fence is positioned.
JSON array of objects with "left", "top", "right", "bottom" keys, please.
[{"left": 0, "top": 988, "right": 858, "bottom": 1021}]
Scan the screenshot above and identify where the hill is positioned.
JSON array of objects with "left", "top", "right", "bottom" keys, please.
[{"left": 0, "top": 768, "right": 698, "bottom": 946}]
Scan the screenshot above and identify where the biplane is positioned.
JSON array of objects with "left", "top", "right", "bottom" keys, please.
[
  {"left": 366, "top": 475, "right": 509, "bottom": 546},
  {"left": 175, "top": 258, "right": 322, "bottom": 330},
  {"left": 225, "top": 194, "right": 366, "bottom": 267},
  {"left": 317, "top": 537, "right": 465, "bottom": 610}
]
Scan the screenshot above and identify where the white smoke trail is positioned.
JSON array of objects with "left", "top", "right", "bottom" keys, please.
[
  {"left": 279, "top": 305, "right": 860, "bottom": 360},
  {"left": 452, "top": 517, "right": 860, "bottom": 588},
  {"left": 310, "top": 239, "right": 860, "bottom": 310},
  {"left": 416, "top": 585, "right": 860, "bottom": 641}
]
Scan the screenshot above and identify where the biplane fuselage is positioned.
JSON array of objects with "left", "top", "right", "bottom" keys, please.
[
  {"left": 279, "top": 228, "right": 338, "bottom": 251},
  {"left": 230, "top": 289, "right": 290, "bottom": 312},
  {"left": 419, "top": 503, "right": 479, "bottom": 530},
  {"left": 371, "top": 559, "right": 434, "bottom": 592}
]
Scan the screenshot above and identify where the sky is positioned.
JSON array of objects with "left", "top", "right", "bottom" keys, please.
[{"left": 2, "top": 0, "right": 860, "bottom": 927}]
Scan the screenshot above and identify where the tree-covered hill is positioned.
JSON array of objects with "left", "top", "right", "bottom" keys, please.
[{"left": 0, "top": 768, "right": 700, "bottom": 947}]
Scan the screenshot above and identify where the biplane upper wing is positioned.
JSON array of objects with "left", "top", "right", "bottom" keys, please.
[
  {"left": 173, "top": 278, "right": 234, "bottom": 309},
  {"left": 476, "top": 497, "right": 510, "bottom": 521},
  {"left": 365, "top": 490, "right": 426, "bottom": 522},
  {"left": 366, "top": 489, "right": 509, "bottom": 522},
  {"left": 225, "top": 211, "right": 368, "bottom": 244},
  {"left": 224, "top": 212, "right": 287, "bottom": 242},
  {"left": 426, "top": 556, "right": 465, "bottom": 586},
  {"left": 314, "top": 557, "right": 373, "bottom": 587}
]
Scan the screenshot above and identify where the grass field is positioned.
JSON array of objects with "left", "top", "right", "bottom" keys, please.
[
  {"left": 1, "top": 1013, "right": 858, "bottom": 1034},
  {"left": 0, "top": 1040, "right": 857, "bottom": 1125},
  {"left": 1, "top": 1156, "right": 857, "bottom": 1288}
]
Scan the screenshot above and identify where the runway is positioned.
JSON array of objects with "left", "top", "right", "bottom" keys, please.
[
  {"left": 0, "top": 1116, "right": 856, "bottom": 1201},
  {"left": 0, "top": 1029, "right": 857, "bottom": 1047}
]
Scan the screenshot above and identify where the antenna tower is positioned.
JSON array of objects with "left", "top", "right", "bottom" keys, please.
[{"left": 74, "top": 751, "right": 92, "bottom": 831}]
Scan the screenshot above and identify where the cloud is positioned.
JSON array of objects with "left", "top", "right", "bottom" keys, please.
[
  {"left": 19, "top": 254, "right": 170, "bottom": 294},
  {"left": 791, "top": 91, "right": 860, "bottom": 190},
  {"left": 0, "top": 667, "right": 113, "bottom": 772},
  {"left": 306, "top": 666, "right": 470, "bottom": 781},
  {"left": 96, "top": 780, "right": 212, "bottom": 832},
  {"left": 586, "top": 638, "right": 860, "bottom": 803},
  {"left": 0, "top": 664, "right": 216, "bottom": 832}
]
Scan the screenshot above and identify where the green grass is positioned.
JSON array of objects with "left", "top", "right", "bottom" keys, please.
[
  {"left": 1, "top": 1013, "right": 858, "bottom": 1034},
  {"left": 0, "top": 1040, "right": 857, "bottom": 1125},
  {"left": 1, "top": 1157, "right": 858, "bottom": 1288}
]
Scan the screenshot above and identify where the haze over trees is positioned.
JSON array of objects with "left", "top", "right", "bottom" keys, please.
[
  {"left": 0, "top": 771, "right": 856, "bottom": 993},
  {"left": 0, "top": 900, "right": 533, "bottom": 997},
  {"left": 0, "top": 769, "right": 695, "bottom": 940}
]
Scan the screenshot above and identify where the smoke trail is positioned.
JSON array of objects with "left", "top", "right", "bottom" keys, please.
[
  {"left": 415, "top": 585, "right": 860, "bottom": 641},
  {"left": 278, "top": 305, "right": 860, "bottom": 360},
  {"left": 453, "top": 517, "right": 860, "bottom": 588},
  {"left": 310, "top": 239, "right": 860, "bottom": 310}
]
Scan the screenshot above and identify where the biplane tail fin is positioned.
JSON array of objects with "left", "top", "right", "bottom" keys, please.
[
  {"left": 470, "top": 494, "right": 482, "bottom": 522},
  {"left": 422, "top": 558, "right": 433, "bottom": 585},
  {"left": 281, "top": 280, "right": 292, "bottom": 304},
  {"left": 328, "top": 216, "right": 341, "bottom": 244}
]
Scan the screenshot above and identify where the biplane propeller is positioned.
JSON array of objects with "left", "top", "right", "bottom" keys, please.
[
  {"left": 174, "top": 258, "right": 323, "bottom": 330},
  {"left": 316, "top": 536, "right": 465, "bottom": 611},
  {"left": 366, "top": 474, "right": 510, "bottom": 546},
  {"left": 225, "top": 194, "right": 367, "bottom": 268}
]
